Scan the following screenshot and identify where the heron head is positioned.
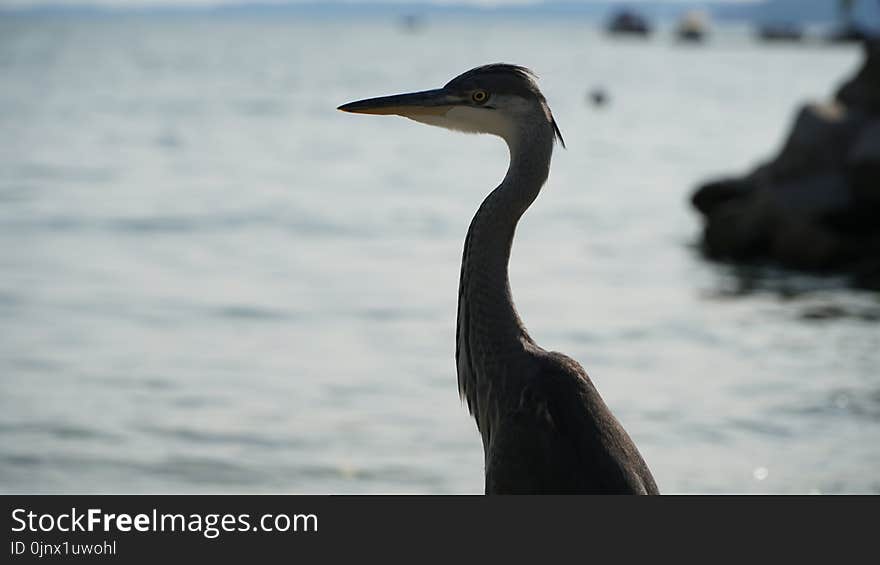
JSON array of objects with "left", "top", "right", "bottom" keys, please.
[{"left": 338, "top": 63, "right": 564, "bottom": 149}]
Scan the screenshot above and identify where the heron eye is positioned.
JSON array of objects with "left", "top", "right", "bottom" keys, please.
[{"left": 472, "top": 90, "right": 488, "bottom": 104}]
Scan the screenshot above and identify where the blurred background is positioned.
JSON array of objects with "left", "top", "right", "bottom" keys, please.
[{"left": 1, "top": 0, "right": 879, "bottom": 494}]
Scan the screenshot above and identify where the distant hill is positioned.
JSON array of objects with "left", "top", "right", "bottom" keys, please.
[
  {"left": 714, "top": 0, "right": 880, "bottom": 28},
  {"left": 1, "top": 0, "right": 878, "bottom": 30},
  {"left": 0, "top": 2, "right": 673, "bottom": 18}
]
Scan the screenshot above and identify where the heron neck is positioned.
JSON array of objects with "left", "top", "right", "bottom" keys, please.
[{"left": 456, "top": 123, "right": 554, "bottom": 428}]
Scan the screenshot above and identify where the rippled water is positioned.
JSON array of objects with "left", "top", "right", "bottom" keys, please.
[{"left": 1, "top": 15, "right": 878, "bottom": 493}]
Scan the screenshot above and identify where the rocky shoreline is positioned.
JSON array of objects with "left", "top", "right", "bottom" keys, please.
[{"left": 691, "top": 39, "right": 880, "bottom": 290}]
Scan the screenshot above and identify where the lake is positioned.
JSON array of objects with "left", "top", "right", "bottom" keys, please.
[{"left": 0, "top": 14, "right": 878, "bottom": 493}]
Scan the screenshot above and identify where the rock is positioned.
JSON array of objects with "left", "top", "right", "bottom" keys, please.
[
  {"left": 855, "top": 258, "right": 880, "bottom": 290},
  {"left": 836, "top": 39, "right": 880, "bottom": 114},
  {"left": 770, "top": 103, "right": 862, "bottom": 181},
  {"left": 699, "top": 173, "right": 852, "bottom": 268},
  {"left": 769, "top": 215, "right": 843, "bottom": 270},
  {"left": 702, "top": 200, "right": 771, "bottom": 261},
  {"left": 691, "top": 39, "right": 880, "bottom": 288},
  {"left": 763, "top": 172, "right": 852, "bottom": 219},
  {"left": 690, "top": 177, "right": 755, "bottom": 215},
  {"left": 848, "top": 120, "right": 880, "bottom": 210},
  {"left": 850, "top": 120, "right": 880, "bottom": 164}
]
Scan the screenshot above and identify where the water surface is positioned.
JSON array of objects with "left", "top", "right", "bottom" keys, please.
[{"left": 1, "top": 16, "right": 878, "bottom": 493}]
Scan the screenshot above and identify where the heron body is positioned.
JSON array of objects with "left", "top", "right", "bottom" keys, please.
[{"left": 340, "top": 64, "right": 658, "bottom": 494}]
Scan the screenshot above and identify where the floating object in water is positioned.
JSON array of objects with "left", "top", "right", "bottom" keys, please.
[
  {"left": 606, "top": 10, "right": 652, "bottom": 37},
  {"left": 757, "top": 23, "right": 805, "bottom": 43},
  {"left": 588, "top": 88, "right": 609, "bottom": 107},
  {"left": 399, "top": 14, "right": 425, "bottom": 33},
  {"left": 676, "top": 10, "right": 710, "bottom": 43}
]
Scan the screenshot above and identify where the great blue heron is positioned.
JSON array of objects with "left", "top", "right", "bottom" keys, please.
[{"left": 339, "top": 64, "right": 658, "bottom": 494}]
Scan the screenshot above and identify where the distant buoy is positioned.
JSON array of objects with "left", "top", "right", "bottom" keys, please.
[
  {"left": 399, "top": 14, "right": 425, "bottom": 33},
  {"left": 588, "top": 88, "right": 609, "bottom": 107}
]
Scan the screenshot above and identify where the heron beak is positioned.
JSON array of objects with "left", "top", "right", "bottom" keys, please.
[{"left": 337, "top": 88, "right": 456, "bottom": 117}]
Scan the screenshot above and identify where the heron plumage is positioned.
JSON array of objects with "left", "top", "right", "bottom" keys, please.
[{"left": 340, "top": 63, "right": 656, "bottom": 494}]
